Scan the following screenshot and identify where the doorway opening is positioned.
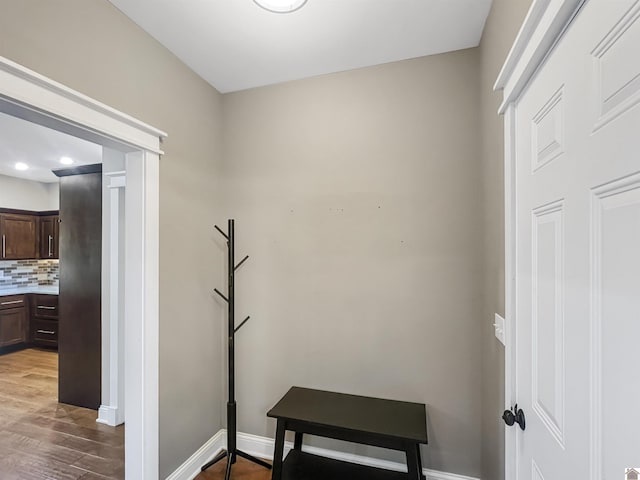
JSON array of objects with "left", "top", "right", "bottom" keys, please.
[
  {"left": 0, "top": 110, "right": 123, "bottom": 477},
  {"left": 0, "top": 55, "right": 165, "bottom": 478}
]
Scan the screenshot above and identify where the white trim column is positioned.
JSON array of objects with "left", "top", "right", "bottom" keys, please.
[
  {"left": 124, "top": 151, "right": 160, "bottom": 480},
  {"left": 98, "top": 167, "right": 127, "bottom": 427}
]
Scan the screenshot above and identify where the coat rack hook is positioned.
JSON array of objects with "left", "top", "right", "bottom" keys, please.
[
  {"left": 214, "top": 288, "right": 229, "bottom": 303},
  {"left": 234, "top": 316, "right": 250, "bottom": 333},
  {"left": 214, "top": 225, "right": 229, "bottom": 240},
  {"left": 234, "top": 255, "right": 249, "bottom": 271}
]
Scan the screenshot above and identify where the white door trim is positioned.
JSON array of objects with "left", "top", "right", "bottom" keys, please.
[
  {"left": 503, "top": 102, "right": 517, "bottom": 480},
  {"left": 0, "top": 56, "right": 165, "bottom": 153},
  {"left": 494, "top": 0, "right": 585, "bottom": 477},
  {"left": 495, "top": 0, "right": 586, "bottom": 113},
  {"left": 0, "top": 55, "right": 167, "bottom": 479},
  {"left": 124, "top": 150, "right": 161, "bottom": 479}
]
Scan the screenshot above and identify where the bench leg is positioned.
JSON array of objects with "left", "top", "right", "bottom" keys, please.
[
  {"left": 294, "top": 432, "right": 303, "bottom": 450},
  {"left": 416, "top": 444, "right": 425, "bottom": 480},
  {"left": 271, "top": 420, "right": 286, "bottom": 480},
  {"left": 405, "top": 443, "right": 422, "bottom": 480}
]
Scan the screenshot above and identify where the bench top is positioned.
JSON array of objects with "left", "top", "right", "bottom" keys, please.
[{"left": 267, "top": 386, "right": 428, "bottom": 444}]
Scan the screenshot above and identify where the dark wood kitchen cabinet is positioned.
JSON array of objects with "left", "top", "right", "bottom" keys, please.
[
  {"left": 31, "top": 294, "right": 59, "bottom": 348},
  {"left": 39, "top": 215, "right": 60, "bottom": 259},
  {"left": 0, "top": 295, "right": 28, "bottom": 348},
  {"left": 0, "top": 214, "right": 37, "bottom": 260}
]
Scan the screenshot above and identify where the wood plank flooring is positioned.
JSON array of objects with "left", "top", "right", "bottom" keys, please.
[
  {"left": 0, "top": 348, "right": 124, "bottom": 480},
  {"left": 195, "top": 457, "right": 272, "bottom": 480}
]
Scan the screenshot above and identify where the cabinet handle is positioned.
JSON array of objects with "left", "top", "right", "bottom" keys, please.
[
  {"left": 37, "top": 305, "right": 56, "bottom": 310},
  {"left": 2, "top": 234, "right": 5, "bottom": 258},
  {"left": 48, "top": 235, "right": 53, "bottom": 257},
  {"left": 36, "top": 329, "right": 56, "bottom": 335},
  {"left": 1, "top": 300, "right": 23, "bottom": 306}
]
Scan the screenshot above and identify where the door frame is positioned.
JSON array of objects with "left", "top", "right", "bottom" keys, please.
[
  {"left": 0, "top": 55, "right": 167, "bottom": 479},
  {"left": 494, "top": 0, "right": 585, "bottom": 477}
]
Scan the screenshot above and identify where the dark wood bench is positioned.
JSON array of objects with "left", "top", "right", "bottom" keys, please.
[{"left": 267, "top": 386, "right": 428, "bottom": 480}]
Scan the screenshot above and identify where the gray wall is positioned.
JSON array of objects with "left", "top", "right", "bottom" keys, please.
[
  {"left": 478, "top": 0, "right": 533, "bottom": 479},
  {"left": 221, "top": 50, "right": 484, "bottom": 477},
  {"left": 0, "top": 1, "right": 225, "bottom": 477},
  {"left": 0, "top": 174, "right": 59, "bottom": 210}
]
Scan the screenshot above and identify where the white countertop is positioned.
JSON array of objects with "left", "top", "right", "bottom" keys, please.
[{"left": 0, "top": 286, "right": 59, "bottom": 296}]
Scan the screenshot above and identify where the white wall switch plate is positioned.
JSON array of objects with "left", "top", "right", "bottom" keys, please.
[{"left": 494, "top": 313, "right": 505, "bottom": 346}]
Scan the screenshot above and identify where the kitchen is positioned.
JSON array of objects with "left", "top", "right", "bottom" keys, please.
[
  {"left": 0, "top": 111, "right": 124, "bottom": 479},
  {"left": 0, "top": 187, "right": 60, "bottom": 352}
]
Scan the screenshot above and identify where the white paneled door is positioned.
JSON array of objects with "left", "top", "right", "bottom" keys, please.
[{"left": 513, "top": 0, "right": 640, "bottom": 478}]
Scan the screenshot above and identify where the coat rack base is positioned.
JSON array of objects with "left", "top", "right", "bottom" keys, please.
[{"left": 200, "top": 448, "right": 272, "bottom": 479}]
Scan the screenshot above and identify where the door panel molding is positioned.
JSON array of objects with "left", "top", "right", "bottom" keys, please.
[
  {"left": 591, "top": 0, "right": 640, "bottom": 132},
  {"left": 590, "top": 171, "right": 640, "bottom": 480},
  {"left": 531, "top": 86, "right": 565, "bottom": 172},
  {"left": 531, "top": 199, "right": 565, "bottom": 448}
]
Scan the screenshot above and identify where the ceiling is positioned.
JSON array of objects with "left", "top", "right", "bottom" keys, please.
[
  {"left": 108, "top": 0, "right": 493, "bottom": 93},
  {"left": 0, "top": 112, "right": 103, "bottom": 183}
]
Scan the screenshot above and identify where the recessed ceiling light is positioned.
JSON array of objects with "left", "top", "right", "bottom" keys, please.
[
  {"left": 15, "top": 162, "right": 28, "bottom": 171},
  {"left": 60, "top": 156, "right": 74, "bottom": 165},
  {"left": 253, "top": 0, "right": 308, "bottom": 13}
]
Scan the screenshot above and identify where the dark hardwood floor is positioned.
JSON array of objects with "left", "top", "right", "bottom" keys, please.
[
  {"left": 0, "top": 348, "right": 124, "bottom": 479},
  {"left": 195, "top": 457, "right": 272, "bottom": 480}
]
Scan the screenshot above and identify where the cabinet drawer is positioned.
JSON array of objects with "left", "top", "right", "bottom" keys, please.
[
  {"left": 32, "top": 295, "right": 59, "bottom": 319},
  {"left": 0, "top": 295, "right": 26, "bottom": 310},
  {"left": 33, "top": 319, "right": 58, "bottom": 346}
]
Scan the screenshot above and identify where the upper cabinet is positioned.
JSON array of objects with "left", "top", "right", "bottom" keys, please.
[
  {"left": 0, "top": 214, "right": 37, "bottom": 260},
  {"left": 39, "top": 215, "right": 60, "bottom": 259},
  {"left": 0, "top": 211, "right": 60, "bottom": 260}
]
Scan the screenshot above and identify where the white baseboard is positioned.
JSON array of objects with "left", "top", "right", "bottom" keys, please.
[
  {"left": 165, "top": 429, "right": 480, "bottom": 480},
  {"left": 96, "top": 405, "right": 123, "bottom": 426},
  {"left": 164, "top": 430, "right": 225, "bottom": 480}
]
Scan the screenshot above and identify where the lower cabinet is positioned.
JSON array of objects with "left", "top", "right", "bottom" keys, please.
[
  {"left": 0, "top": 295, "right": 28, "bottom": 348},
  {"left": 31, "top": 294, "right": 59, "bottom": 348},
  {"left": 0, "top": 293, "right": 59, "bottom": 352}
]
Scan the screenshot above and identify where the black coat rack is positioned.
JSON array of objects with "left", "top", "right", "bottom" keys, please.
[{"left": 201, "top": 219, "right": 272, "bottom": 478}]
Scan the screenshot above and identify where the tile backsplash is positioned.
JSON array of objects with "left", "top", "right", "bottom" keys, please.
[{"left": 0, "top": 259, "right": 59, "bottom": 288}]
